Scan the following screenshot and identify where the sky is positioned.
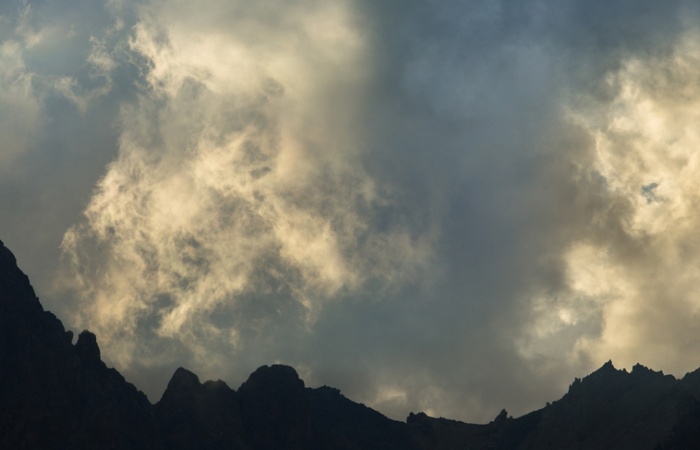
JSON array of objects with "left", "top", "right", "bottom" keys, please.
[{"left": 3, "top": 0, "right": 700, "bottom": 423}]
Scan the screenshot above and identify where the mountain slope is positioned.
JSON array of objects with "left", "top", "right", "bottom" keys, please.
[{"left": 0, "top": 240, "right": 158, "bottom": 449}]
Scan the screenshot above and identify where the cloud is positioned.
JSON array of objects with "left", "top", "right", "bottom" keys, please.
[
  {"left": 59, "top": 0, "right": 434, "bottom": 381},
  {"left": 0, "top": 0, "right": 132, "bottom": 287},
  {"left": 508, "top": 26, "right": 700, "bottom": 391},
  {"left": 538, "top": 30, "right": 700, "bottom": 374},
  {"left": 2, "top": 0, "right": 699, "bottom": 424},
  {"left": 0, "top": 7, "right": 41, "bottom": 170}
]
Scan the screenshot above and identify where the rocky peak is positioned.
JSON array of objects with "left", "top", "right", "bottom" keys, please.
[
  {"left": 682, "top": 366, "right": 700, "bottom": 387},
  {"left": 75, "top": 330, "right": 101, "bottom": 366},
  {"left": 630, "top": 363, "right": 668, "bottom": 380},
  {"left": 238, "top": 365, "right": 313, "bottom": 450},
  {"left": 406, "top": 412, "right": 429, "bottom": 424},
  {"left": 492, "top": 409, "right": 509, "bottom": 424},
  {"left": 599, "top": 359, "right": 617, "bottom": 373},
  {"left": 0, "top": 239, "right": 41, "bottom": 313},
  {"left": 239, "top": 364, "right": 305, "bottom": 392},
  {"left": 168, "top": 367, "right": 202, "bottom": 391},
  {"left": 584, "top": 359, "right": 627, "bottom": 386}
]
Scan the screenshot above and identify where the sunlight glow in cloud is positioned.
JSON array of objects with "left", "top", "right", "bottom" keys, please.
[
  {"left": 60, "top": 0, "right": 434, "bottom": 371},
  {"left": 521, "top": 30, "right": 700, "bottom": 376}
]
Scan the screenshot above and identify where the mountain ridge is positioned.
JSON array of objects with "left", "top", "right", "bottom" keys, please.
[{"left": 2, "top": 238, "right": 700, "bottom": 449}]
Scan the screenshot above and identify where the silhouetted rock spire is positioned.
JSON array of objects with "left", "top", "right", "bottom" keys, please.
[
  {"left": 238, "top": 365, "right": 314, "bottom": 450},
  {"left": 75, "top": 330, "right": 101, "bottom": 366}
]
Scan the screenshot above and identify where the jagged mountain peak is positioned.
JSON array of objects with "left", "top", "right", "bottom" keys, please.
[
  {"left": 682, "top": 366, "right": 700, "bottom": 385},
  {"left": 75, "top": 330, "right": 101, "bottom": 365},
  {"left": 0, "top": 239, "right": 40, "bottom": 312},
  {"left": 630, "top": 362, "right": 672, "bottom": 380},
  {"left": 168, "top": 367, "right": 202, "bottom": 390},
  {"left": 241, "top": 364, "right": 304, "bottom": 389},
  {"left": 595, "top": 358, "right": 618, "bottom": 374}
]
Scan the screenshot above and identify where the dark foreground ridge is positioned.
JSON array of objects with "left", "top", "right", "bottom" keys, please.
[{"left": 2, "top": 239, "right": 700, "bottom": 449}]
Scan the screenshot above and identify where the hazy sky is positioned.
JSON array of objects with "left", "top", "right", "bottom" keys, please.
[{"left": 3, "top": 0, "right": 700, "bottom": 422}]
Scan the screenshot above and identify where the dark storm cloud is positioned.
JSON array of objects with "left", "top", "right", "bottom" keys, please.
[
  {"left": 4, "top": 0, "right": 700, "bottom": 423},
  {"left": 310, "top": 0, "right": 700, "bottom": 420}
]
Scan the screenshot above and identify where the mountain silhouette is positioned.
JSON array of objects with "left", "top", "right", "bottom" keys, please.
[{"left": 1, "top": 238, "right": 700, "bottom": 449}]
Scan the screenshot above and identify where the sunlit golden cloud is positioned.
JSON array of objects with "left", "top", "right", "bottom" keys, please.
[
  {"left": 520, "top": 30, "right": 700, "bottom": 377},
  {"left": 59, "top": 0, "right": 434, "bottom": 373}
]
